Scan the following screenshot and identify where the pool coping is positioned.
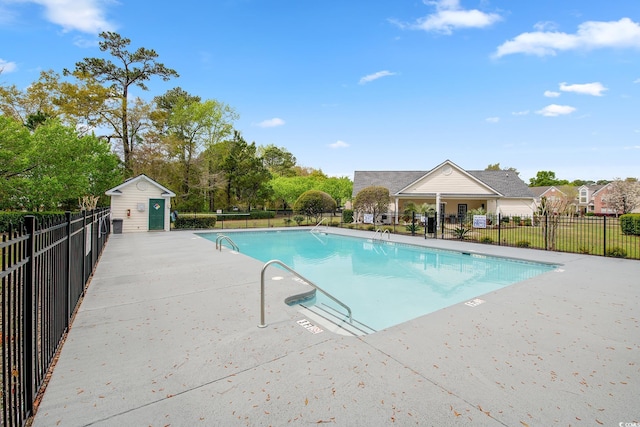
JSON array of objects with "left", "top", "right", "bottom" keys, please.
[{"left": 31, "top": 227, "right": 640, "bottom": 426}]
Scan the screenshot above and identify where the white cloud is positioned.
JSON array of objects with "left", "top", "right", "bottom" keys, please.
[
  {"left": 359, "top": 70, "right": 396, "bottom": 85},
  {"left": 485, "top": 117, "right": 500, "bottom": 123},
  {"left": 536, "top": 104, "right": 577, "bottom": 117},
  {"left": 394, "top": 0, "right": 501, "bottom": 35},
  {"left": 255, "top": 118, "right": 285, "bottom": 128},
  {"left": 494, "top": 17, "right": 640, "bottom": 58},
  {"left": 329, "top": 140, "right": 349, "bottom": 149},
  {"left": 511, "top": 110, "right": 529, "bottom": 116},
  {"left": 533, "top": 21, "right": 559, "bottom": 32},
  {"left": 544, "top": 90, "right": 561, "bottom": 98},
  {"left": 17, "top": 0, "right": 116, "bottom": 34},
  {"left": 559, "top": 82, "right": 607, "bottom": 96},
  {"left": 0, "top": 58, "right": 17, "bottom": 73}
]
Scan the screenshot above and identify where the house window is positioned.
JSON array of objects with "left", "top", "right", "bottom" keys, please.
[{"left": 580, "top": 188, "right": 588, "bottom": 204}]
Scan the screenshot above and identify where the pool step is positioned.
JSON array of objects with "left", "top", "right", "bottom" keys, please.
[{"left": 300, "top": 302, "right": 377, "bottom": 336}]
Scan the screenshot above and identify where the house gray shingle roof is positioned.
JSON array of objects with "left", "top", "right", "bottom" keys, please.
[{"left": 353, "top": 169, "right": 534, "bottom": 198}]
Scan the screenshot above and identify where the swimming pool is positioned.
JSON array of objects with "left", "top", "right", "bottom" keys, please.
[{"left": 202, "top": 230, "right": 556, "bottom": 331}]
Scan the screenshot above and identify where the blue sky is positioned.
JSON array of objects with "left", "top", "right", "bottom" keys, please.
[{"left": 1, "top": 0, "right": 639, "bottom": 183}]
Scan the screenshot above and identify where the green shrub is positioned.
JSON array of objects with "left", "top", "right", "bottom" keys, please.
[
  {"left": 174, "top": 217, "right": 217, "bottom": 229},
  {"left": 578, "top": 246, "right": 591, "bottom": 254},
  {"left": 513, "top": 216, "right": 521, "bottom": 225},
  {"left": 293, "top": 190, "right": 337, "bottom": 223},
  {"left": 0, "top": 211, "right": 70, "bottom": 232},
  {"left": 606, "top": 247, "right": 627, "bottom": 258},
  {"left": 453, "top": 226, "right": 471, "bottom": 240},
  {"left": 293, "top": 215, "right": 305, "bottom": 225},
  {"left": 342, "top": 209, "right": 354, "bottom": 223},
  {"left": 501, "top": 216, "right": 510, "bottom": 224},
  {"left": 620, "top": 214, "right": 640, "bottom": 236},
  {"left": 218, "top": 211, "right": 275, "bottom": 221},
  {"left": 405, "top": 222, "right": 421, "bottom": 233},
  {"left": 523, "top": 218, "right": 532, "bottom": 226},
  {"left": 480, "top": 236, "right": 494, "bottom": 244},
  {"left": 516, "top": 240, "right": 530, "bottom": 248},
  {"left": 366, "top": 225, "right": 375, "bottom": 231}
]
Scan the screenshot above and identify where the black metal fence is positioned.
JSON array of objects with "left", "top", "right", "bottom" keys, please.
[
  {"left": 1, "top": 209, "right": 111, "bottom": 427},
  {"left": 397, "top": 212, "right": 639, "bottom": 260}
]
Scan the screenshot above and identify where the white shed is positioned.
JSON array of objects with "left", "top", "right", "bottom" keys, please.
[{"left": 105, "top": 175, "right": 176, "bottom": 233}]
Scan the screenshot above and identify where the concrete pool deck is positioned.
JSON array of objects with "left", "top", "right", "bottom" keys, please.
[{"left": 32, "top": 228, "right": 639, "bottom": 426}]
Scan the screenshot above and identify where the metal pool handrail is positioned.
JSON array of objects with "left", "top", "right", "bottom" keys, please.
[
  {"left": 310, "top": 218, "right": 328, "bottom": 233},
  {"left": 374, "top": 228, "right": 390, "bottom": 241},
  {"left": 215, "top": 234, "right": 239, "bottom": 252},
  {"left": 258, "top": 259, "right": 353, "bottom": 328}
]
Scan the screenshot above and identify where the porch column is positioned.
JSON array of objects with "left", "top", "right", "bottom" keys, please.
[
  {"left": 394, "top": 197, "right": 399, "bottom": 224},
  {"left": 436, "top": 193, "right": 441, "bottom": 234}
]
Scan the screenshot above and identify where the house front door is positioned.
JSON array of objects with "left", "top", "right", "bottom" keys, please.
[
  {"left": 457, "top": 204, "right": 468, "bottom": 223},
  {"left": 149, "top": 199, "right": 165, "bottom": 230}
]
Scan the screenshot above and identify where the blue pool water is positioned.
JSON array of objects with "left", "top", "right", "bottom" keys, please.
[{"left": 202, "top": 230, "right": 556, "bottom": 330}]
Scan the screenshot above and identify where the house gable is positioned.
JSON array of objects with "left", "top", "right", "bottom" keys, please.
[
  {"left": 397, "top": 161, "right": 498, "bottom": 196},
  {"left": 105, "top": 174, "right": 176, "bottom": 197}
]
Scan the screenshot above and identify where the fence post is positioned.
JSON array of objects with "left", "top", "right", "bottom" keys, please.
[
  {"left": 82, "top": 210, "right": 87, "bottom": 286},
  {"left": 24, "top": 216, "right": 35, "bottom": 417},
  {"left": 603, "top": 216, "right": 607, "bottom": 257},
  {"left": 497, "top": 213, "right": 501, "bottom": 245},
  {"left": 544, "top": 213, "right": 549, "bottom": 250},
  {"left": 65, "top": 212, "right": 72, "bottom": 326}
]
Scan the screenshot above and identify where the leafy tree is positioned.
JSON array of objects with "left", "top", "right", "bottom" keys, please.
[
  {"left": 210, "top": 131, "right": 271, "bottom": 210},
  {"left": 269, "top": 176, "right": 316, "bottom": 209},
  {"left": 603, "top": 178, "right": 640, "bottom": 215},
  {"left": 529, "top": 171, "right": 569, "bottom": 187},
  {"left": 570, "top": 179, "right": 594, "bottom": 187},
  {"left": 151, "top": 88, "right": 237, "bottom": 211},
  {"left": 317, "top": 176, "right": 353, "bottom": 208},
  {"left": 0, "top": 70, "right": 60, "bottom": 124},
  {"left": 353, "top": 186, "right": 390, "bottom": 224},
  {"left": 293, "top": 190, "right": 337, "bottom": 223},
  {"left": 3, "top": 119, "right": 122, "bottom": 210},
  {"left": 65, "top": 31, "right": 179, "bottom": 173},
  {"left": 537, "top": 187, "right": 577, "bottom": 250},
  {"left": 485, "top": 163, "right": 519, "bottom": 175},
  {"left": 0, "top": 116, "right": 32, "bottom": 179},
  {"left": 259, "top": 144, "right": 297, "bottom": 177}
]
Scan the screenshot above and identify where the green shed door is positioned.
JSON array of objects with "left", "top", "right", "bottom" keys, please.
[{"left": 149, "top": 199, "right": 165, "bottom": 230}]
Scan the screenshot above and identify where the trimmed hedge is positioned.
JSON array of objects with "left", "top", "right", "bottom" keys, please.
[
  {"left": 0, "top": 211, "right": 66, "bottom": 233},
  {"left": 620, "top": 213, "right": 640, "bottom": 236},
  {"left": 218, "top": 211, "right": 275, "bottom": 221},
  {"left": 174, "top": 217, "right": 217, "bottom": 229},
  {"left": 342, "top": 209, "right": 354, "bottom": 223}
]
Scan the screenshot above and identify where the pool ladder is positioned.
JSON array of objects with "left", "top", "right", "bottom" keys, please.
[
  {"left": 258, "top": 259, "right": 353, "bottom": 328},
  {"left": 215, "top": 234, "right": 239, "bottom": 252},
  {"left": 374, "top": 228, "right": 390, "bottom": 241}
]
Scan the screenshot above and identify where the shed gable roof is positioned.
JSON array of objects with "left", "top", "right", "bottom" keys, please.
[{"left": 105, "top": 174, "right": 176, "bottom": 197}]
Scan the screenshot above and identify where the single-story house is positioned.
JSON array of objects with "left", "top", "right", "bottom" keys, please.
[
  {"left": 105, "top": 174, "right": 176, "bottom": 233},
  {"left": 352, "top": 160, "right": 536, "bottom": 224}
]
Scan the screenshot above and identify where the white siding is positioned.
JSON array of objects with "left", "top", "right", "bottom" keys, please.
[
  {"left": 405, "top": 165, "right": 494, "bottom": 195},
  {"left": 496, "top": 199, "right": 536, "bottom": 217}
]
